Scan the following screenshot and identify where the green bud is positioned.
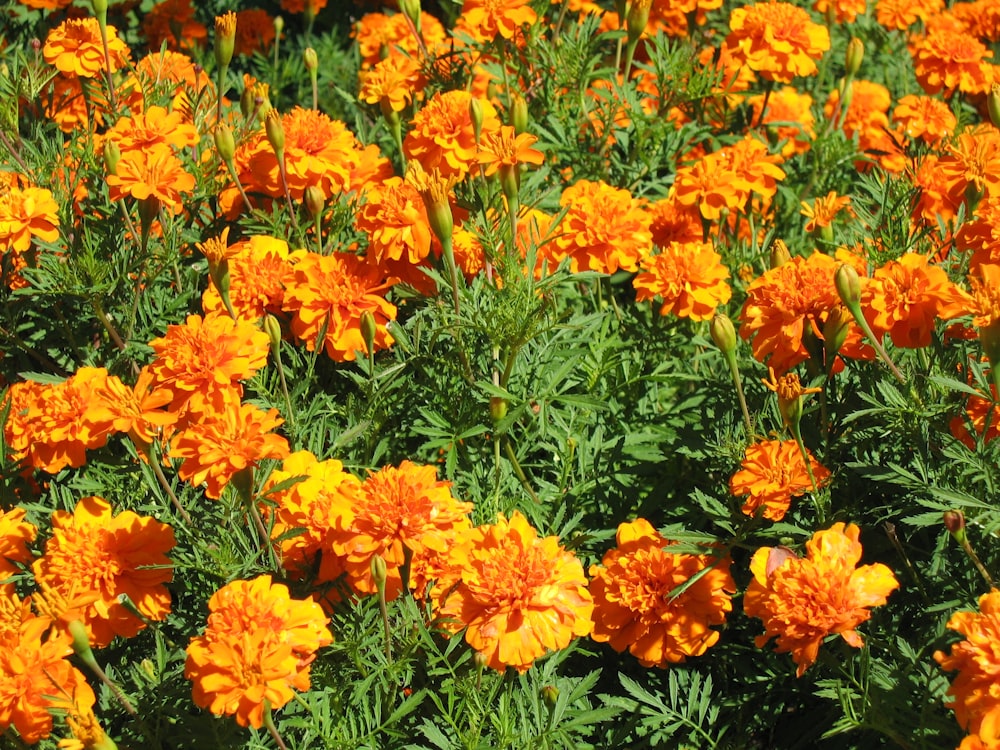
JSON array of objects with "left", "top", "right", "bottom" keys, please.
[
  {"left": 214, "top": 12, "right": 237, "bottom": 70},
  {"left": 489, "top": 396, "right": 508, "bottom": 423},
  {"left": 103, "top": 139, "right": 121, "bottom": 175},
  {"left": 835, "top": 264, "right": 862, "bottom": 308},
  {"left": 989, "top": 84, "right": 1000, "bottom": 130},
  {"left": 509, "top": 92, "right": 528, "bottom": 135},
  {"left": 303, "top": 47, "right": 318, "bottom": 71},
  {"left": 264, "top": 109, "right": 285, "bottom": 154},
  {"left": 304, "top": 185, "right": 325, "bottom": 219},
  {"left": 264, "top": 314, "right": 283, "bottom": 355},
  {"left": 361, "top": 310, "right": 377, "bottom": 356},
  {"left": 710, "top": 313, "right": 738, "bottom": 355},
  {"left": 769, "top": 239, "right": 791, "bottom": 269},
  {"left": 541, "top": 685, "right": 560, "bottom": 709},
  {"left": 845, "top": 37, "right": 864, "bottom": 77},
  {"left": 214, "top": 122, "right": 236, "bottom": 163},
  {"left": 371, "top": 553, "right": 388, "bottom": 588}
]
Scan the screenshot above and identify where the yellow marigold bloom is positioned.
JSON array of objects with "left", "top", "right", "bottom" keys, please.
[
  {"left": 438, "top": 511, "right": 594, "bottom": 673},
  {"left": 0, "top": 615, "right": 94, "bottom": 743},
  {"left": 147, "top": 312, "right": 270, "bottom": 417},
  {"left": 357, "top": 177, "right": 433, "bottom": 266},
  {"left": 169, "top": 401, "right": 290, "bottom": 500},
  {"left": 458, "top": 0, "right": 538, "bottom": 42},
  {"left": 633, "top": 240, "right": 732, "bottom": 321},
  {"left": 543, "top": 179, "right": 652, "bottom": 275},
  {"left": 404, "top": 90, "right": 501, "bottom": 180},
  {"left": 935, "top": 591, "right": 1000, "bottom": 740},
  {"left": 282, "top": 251, "right": 396, "bottom": 362},
  {"left": 201, "top": 235, "right": 291, "bottom": 322},
  {"left": 724, "top": 0, "right": 831, "bottom": 83},
  {"left": 358, "top": 55, "right": 424, "bottom": 114},
  {"left": 730, "top": 439, "right": 830, "bottom": 521},
  {"left": 106, "top": 106, "right": 200, "bottom": 154},
  {"left": 910, "top": 27, "right": 995, "bottom": 96},
  {"left": 264, "top": 451, "right": 361, "bottom": 588},
  {"left": 589, "top": 519, "right": 734, "bottom": 667},
  {"left": 105, "top": 144, "right": 196, "bottom": 215},
  {"left": 32, "top": 496, "right": 175, "bottom": 648},
  {"left": 185, "top": 575, "right": 333, "bottom": 729},
  {"left": 0, "top": 508, "right": 35, "bottom": 588},
  {"left": 42, "top": 17, "right": 130, "bottom": 78},
  {"left": 800, "top": 191, "right": 852, "bottom": 233},
  {"left": 893, "top": 94, "right": 956, "bottom": 144},
  {"left": 336, "top": 461, "right": 473, "bottom": 600},
  {"left": 744, "top": 522, "right": 899, "bottom": 676},
  {"left": 0, "top": 185, "right": 60, "bottom": 254}
]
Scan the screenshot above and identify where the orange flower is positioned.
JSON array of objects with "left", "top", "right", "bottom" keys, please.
[
  {"left": 812, "top": 0, "right": 866, "bottom": 23},
  {"left": 353, "top": 11, "right": 448, "bottom": 70},
  {"left": 169, "top": 401, "right": 290, "bottom": 499},
  {"left": 142, "top": 0, "right": 207, "bottom": 52},
  {"left": 893, "top": 94, "right": 957, "bottom": 144},
  {"left": 106, "top": 105, "right": 200, "bottom": 154},
  {"left": 542, "top": 179, "right": 652, "bottom": 274},
  {"left": 0, "top": 508, "right": 35, "bottom": 587},
  {"left": 0, "top": 615, "right": 94, "bottom": 743},
  {"left": 648, "top": 196, "right": 703, "bottom": 248},
  {"left": 935, "top": 591, "right": 1000, "bottom": 739},
  {"left": 234, "top": 8, "right": 276, "bottom": 56},
  {"left": 281, "top": 0, "right": 328, "bottom": 14},
  {"left": 911, "top": 28, "right": 995, "bottom": 96},
  {"left": 0, "top": 185, "right": 60, "bottom": 254},
  {"left": 147, "top": 312, "right": 270, "bottom": 418},
  {"left": 282, "top": 251, "right": 396, "bottom": 362},
  {"left": 335, "top": 461, "right": 473, "bottom": 599},
  {"left": 201, "top": 235, "right": 292, "bottom": 322},
  {"left": 43, "top": 17, "right": 130, "bottom": 78},
  {"left": 747, "top": 86, "right": 816, "bottom": 156},
  {"left": 120, "top": 50, "right": 210, "bottom": 117},
  {"left": 106, "top": 144, "right": 196, "bottom": 214},
  {"left": 739, "top": 251, "right": 841, "bottom": 373},
  {"left": 875, "top": 0, "right": 943, "bottom": 30},
  {"left": 438, "top": 511, "right": 593, "bottom": 673},
  {"left": 724, "top": 0, "right": 831, "bottom": 83},
  {"left": 744, "top": 522, "right": 899, "bottom": 676},
  {"left": 32, "top": 495, "right": 175, "bottom": 648},
  {"left": 589, "top": 519, "right": 734, "bottom": 667},
  {"left": 730, "top": 439, "right": 831, "bottom": 521},
  {"left": 800, "top": 191, "right": 852, "bottom": 234},
  {"left": 477, "top": 126, "right": 545, "bottom": 177},
  {"left": 960, "top": 192, "right": 1000, "bottom": 274},
  {"left": 950, "top": 382, "right": 1000, "bottom": 448},
  {"left": 633, "top": 240, "right": 732, "bottom": 321},
  {"left": 263, "top": 451, "right": 361, "bottom": 586},
  {"left": 825, "top": 80, "right": 907, "bottom": 173},
  {"left": 185, "top": 575, "right": 333, "bottom": 729},
  {"left": 937, "top": 126, "right": 1000, "bottom": 206},
  {"left": 87, "top": 367, "right": 177, "bottom": 452},
  {"left": 357, "top": 177, "right": 433, "bottom": 266},
  {"left": 358, "top": 55, "right": 424, "bottom": 114},
  {"left": 404, "top": 90, "right": 501, "bottom": 180},
  {"left": 458, "top": 0, "right": 538, "bottom": 42}
]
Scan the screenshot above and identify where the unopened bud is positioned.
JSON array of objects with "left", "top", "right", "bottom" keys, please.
[
  {"left": 103, "top": 140, "right": 121, "bottom": 175},
  {"left": 509, "top": 92, "right": 528, "bottom": 134},
  {"left": 264, "top": 314, "right": 282, "bottom": 355},
  {"left": 845, "top": 37, "right": 864, "bottom": 77},
  {"left": 823, "top": 305, "right": 851, "bottom": 363},
  {"left": 710, "top": 314, "right": 738, "bottom": 355},
  {"left": 68, "top": 619, "right": 95, "bottom": 663},
  {"left": 835, "top": 264, "right": 861, "bottom": 307},
  {"left": 371, "top": 553, "right": 388, "bottom": 588},
  {"left": 273, "top": 15, "right": 284, "bottom": 36},
  {"left": 989, "top": 84, "right": 1000, "bottom": 130},
  {"left": 625, "top": 0, "right": 652, "bottom": 45},
  {"left": 470, "top": 97, "right": 484, "bottom": 145},
  {"left": 265, "top": 109, "right": 285, "bottom": 154},
  {"left": 473, "top": 650, "right": 490, "bottom": 670},
  {"left": 541, "top": 685, "right": 559, "bottom": 709},
  {"left": 400, "top": 0, "right": 422, "bottom": 34},
  {"left": 361, "top": 310, "right": 377, "bottom": 355},
  {"left": 303, "top": 47, "right": 318, "bottom": 72},
  {"left": 214, "top": 123, "right": 236, "bottom": 163},
  {"left": 944, "top": 510, "right": 967, "bottom": 544},
  {"left": 304, "top": 185, "right": 325, "bottom": 219},
  {"left": 769, "top": 239, "right": 791, "bottom": 269},
  {"left": 489, "top": 396, "right": 508, "bottom": 423},
  {"left": 215, "top": 11, "right": 237, "bottom": 70},
  {"left": 91, "top": 0, "right": 108, "bottom": 21}
]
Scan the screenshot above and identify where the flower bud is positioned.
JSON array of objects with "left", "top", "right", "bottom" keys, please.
[
  {"left": 835, "top": 264, "right": 862, "bottom": 308},
  {"left": 845, "top": 37, "right": 864, "bottom": 77},
  {"left": 710, "top": 313, "right": 738, "bottom": 355},
  {"left": 68, "top": 619, "right": 95, "bottom": 663},
  {"left": 215, "top": 11, "right": 237, "bottom": 70},
  {"left": 273, "top": 15, "right": 284, "bottom": 36},
  {"left": 489, "top": 396, "right": 508, "bottom": 423},
  {"left": 265, "top": 108, "right": 285, "bottom": 154},
  {"left": 304, "top": 185, "right": 325, "bottom": 219},
  {"left": 509, "top": 91, "right": 528, "bottom": 134},
  {"left": 822, "top": 304, "right": 851, "bottom": 364},
  {"left": 399, "top": 0, "right": 422, "bottom": 34},
  {"left": 303, "top": 47, "right": 318, "bottom": 72},
  {"left": 264, "top": 314, "right": 283, "bottom": 355},
  {"left": 214, "top": 122, "right": 236, "bottom": 163},
  {"left": 361, "top": 310, "right": 377, "bottom": 356},
  {"left": 943, "top": 509, "right": 965, "bottom": 536},
  {"left": 91, "top": 0, "right": 108, "bottom": 22},
  {"left": 625, "top": 0, "right": 652, "bottom": 45},
  {"left": 371, "top": 553, "right": 388, "bottom": 589},
  {"left": 989, "top": 84, "right": 1000, "bottom": 130},
  {"left": 769, "top": 239, "right": 791, "bottom": 268},
  {"left": 541, "top": 685, "right": 560, "bottom": 709},
  {"left": 473, "top": 650, "right": 490, "bottom": 670},
  {"left": 469, "top": 97, "right": 484, "bottom": 145},
  {"left": 103, "top": 139, "right": 121, "bottom": 175}
]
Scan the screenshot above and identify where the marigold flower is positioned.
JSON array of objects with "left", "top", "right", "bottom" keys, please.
[
  {"left": 745, "top": 522, "right": 899, "bottom": 676},
  {"left": 0, "top": 616, "right": 95, "bottom": 743},
  {"left": 43, "top": 17, "right": 130, "bottom": 78},
  {"left": 813, "top": 0, "right": 866, "bottom": 23},
  {"left": 32, "top": 496, "right": 175, "bottom": 648},
  {"left": 282, "top": 251, "right": 396, "bottom": 362},
  {"left": 542, "top": 179, "right": 652, "bottom": 274},
  {"left": 281, "top": 0, "right": 328, "bottom": 14},
  {"left": 950, "top": 382, "right": 1000, "bottom": 448},
  {"left": 730, "top": 439, "right": 831, "bottom": 521},
  {"left": 106, "top": 145, "right": 196, "bottom": 215},
  {"left": 935, "top": 591, "right": 1000, "bottom": 739},
  {"left": 875, "top": 0, "right": 943, "bottom": 30},
  {"left": 142, "top": 0, "right": 208, "bottom": 52},
  {"left": 169, "top": 401, "right": 290, "bottom": 500},
  {"left": 633, "top": 240, "right": 732, "bottom": 321},
  {"left": 648, "top": 197, "right": 703, "bottom": 248},
  {"left": 87, "top": 367, "right": 176, "bottom": 452},
  {"left": 937, "top": 126, "right": 1000, "bottom": 205},
  {"left": 458, "top": 0, "right": 538, "bottom": 42},
  {"left": 893, "top": 94, "right": 957, "bottom": 144},
  {"left": 106, "top": 106, "right": 200, "bottom": 154},
  {"left": 353, "top": 11, "right": 448, "bottom": 70},
  {"left": 233, "top": 8, "right": 276, "bottom": 56},
  {"left": 911, "top": 28, "right": 995, "bottom": 96},
  {"left": 201, "top": 235, "right": 292, "bottom": 322},
  {"left": 358, "top": 55, "right": 424, "bottom": 114},
  {"left": 960, "top": 193, "right": 1000, "bottom": 274},
  {"left": 477, "top": 126, "right": 545, "bottom": 177},
  {"left": 335, "top": 461, "right": 473, "bottom": 599},
  {"left": 725, "top": 0, "right": 831, "bottom": 83},
  {"left": 147, "top": 312, "right": 270, "bottom": 418},
  {"left": 438, "top": 511, "right": 594, "bottom": 673},
  {"left": 404, "top": 90, "right": 501, "bottom": 180},
  {"left": 185, "top": 575, "right": 333, "bottom": 729},
  {"left": 357, "top": 177, "right": 433, "bottom": 266},
  {"left": 589, "top": 519, "right": 734, "bottom": 667},
  {"left": 748, "top": 86, "right": 816, "bottom": 157},
  {"left": 801, "top": 191, "right": 852, "bottom": 234},
  {"left": 0, "top": 508, "right": 35, "bottom": 587},
  {"left": 0, "top": 185, "right": 60, "bottom": 255}
]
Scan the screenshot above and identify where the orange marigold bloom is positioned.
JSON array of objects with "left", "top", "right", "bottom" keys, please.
[
  {"left": 801, "top": 191, "right": 852, "bottom": 234},
  {"left": 937, "top": 126, "right": 1000, "bottom": 206},
  {"left": 0, "top": 508, "right": 35, "bottom": 587},
  {"left": 147, "top": 312, "right": 270, "bottom": 418},
  {"left": 911, "top": 28, "right": 995, "bottom": 96},
  {"left": 648, "top": 196, "right": 703, "bottom": 248},
  {"left": 264, "top": 451, "right": 361, "bottom": 586},
  {"left": 358, "top": 55, "right": 424, "bottom": 114},
  {"left": 32, "top": 496, "right": 175, "bottom": 648},
  {"left": 825, "top": 79, "right": 907, "bottom": 173},
  {"left": 282, "top": 251, "right": 396, "bottom": 362},
  {"left": 0, "top": 615, "right": 94, "bottom": 743},
  {"left": 106, "top": 145, "right": 196, "bottom": 214},
  {"left": 353, "top": 12, "right": 448, "bottom": 70},
  {"left": 960, "top": 193, "right": 1000, "bottom": 274},
  {"left": 357, "top": 177, "right": 432, "bottom": 266},
  {"left": 875, "top": 0, "right": 943, "bottom": 30},
  {"left": 477, "top": 126, "right": 545, "bottom": 177},
  {"left": 748, "top": 86, "right": 816, "bottom": 157},
  {"left": 745, "top": 522, "right": 899, "bottom": 676},
  {"left": 234, "top": 8, "right": 276, "bottom": 56},
  {"left": 280, "top": 0, "right": 328, "bottom": 14},
  {"left": 201, "top": 235, "right": 292, "bottom": 322},
  {"left": 142, "top": 0, "right": 208, "bottom": 52},
  {"left": 87, "top": 367, "right": 176, "bottom": 452},
  {"left": 542, "top": 179, "right": 652, "bottom": 274},
  {"left": 739, "top": 251, "right": 841, "bottom": 373},
  {"left": 0, "top": 185, "right": 60, "bottom": 254},
  {"left": 813, "top": 0, "right": 866, "bottom": 23},
  {"left": 438, "top": 511, "right": 594, "bottom": 673},
  {"left": 633, "top": 240, "right": 732, "bottom": 321},
  {"left": 725, "top": 0, "right": 831, "bottom": 83},
  {"left": 169, "top": 401, "right": 290, "bottom": 500},
  {"left": 589, "top": 519, "right": 734, "bottom": 667},
  {"left": 863, "top": 253, "right": 968, "bottom": 348},
  {"left": 106, "top": 105, "right": 200, "bottom": 154},
  {"left": 458, "top": 0, "right": 538, "bottom": 42},
  {"left": 185, "top": 575, "right": 333, "bottom": 729},
  {"left": 336, "top": 461, "right": 473, "bottom": 600},
  {"left": 120, "top": 50, "right": 210, "bottom": 118},
  {"left": 893, "top": 94, "right": 957, "bottom": 144},
  {"left": 935, "top": 591, "right": 1000, "bottom": 739},
  {"left": 730, "top": 439, "right": 831, "bottom": 521},
  {"left": 43, "top": 17, "right": 130, "bottom": 78},
  {"left": 404, "top": 90, "right": 501, "bottom": 180}
]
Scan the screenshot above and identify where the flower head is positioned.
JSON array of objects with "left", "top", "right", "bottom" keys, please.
[
  {"left": 633, "top": 240, "right": 732, "bottom": 321},
  {"left": 0, "top": 185, "right": 60, "bottom": 254},
  {"left": 43, "top": 18, "right": 130, "bottom": 78},
  {"left": 911, "top": 28, "right": 995, "bottom": 96},
  {"left": 725, "top": 0, "right": 831, "bottom": 83},
  {"left": 404, "top": 90, "right": 501, "bottom": 180},
  {"left": 589, "top": 519, "right": 734, "bottom": 667},
  {"left": 0, "top": 508, "right": 35, "bottom": 588},
  {"left": 730, "top": 439, "right": 830, "bottom": 521},
  {"left": 744, "top": 522, "right": 899, "bottom": 675},
  {"left": 457, "top": 0, "right": 538, "bottom": 41}
]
